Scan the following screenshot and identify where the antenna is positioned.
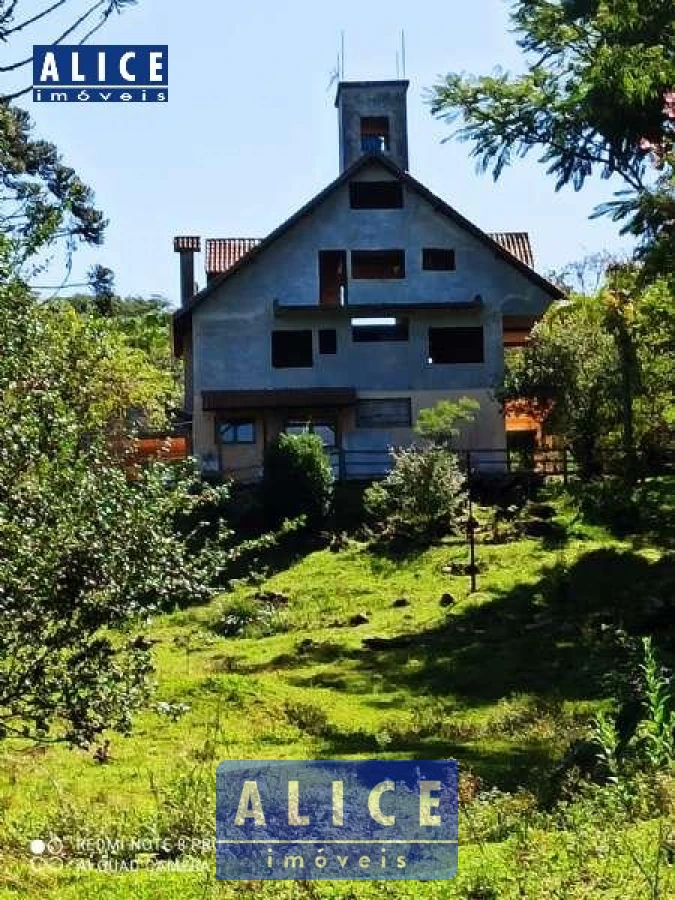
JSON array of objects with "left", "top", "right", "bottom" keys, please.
[
  {"left": 328, "top": 31, "right": 345, "bottom": 92},
  {"left": 401, "top": 29, "right": 407, "bottom": 78},
  {"left": 396, "top": 51, "right": 400, "bottom": 79}
]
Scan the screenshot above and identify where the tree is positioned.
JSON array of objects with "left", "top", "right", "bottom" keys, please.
[
  {"left": 500, "top": 278, "right": 675, "bottom": 478},
  {"left": 0, "top": 2, "right": 139, "bottom": 266},
  {"left": 1, "top": 1, "right": 138, "bottom": 101},
  {"left": 610, "top": 271, "right": 675, "bottom": 465},
  {"left": 55, "top": 290, "right": 183, "bottom": 418},
  {"left": 43, "top": 303, "right": 176, "bottom": 435},
  {"left": 88, "top": 263, "right": 116, "bottom": 316},
  {"left": 0, "top": 103, "right": 106, "bottom": 263},
  {"left": 0, "top": 257, "right": 224, "bottom": 745},
  {"left": 603, "top": 265, "right": 640, "bottom": 481},
  {"left": 499, "top": 296, "right": 621, "bottom": 478},
  {"left": 415, "top": 397, "right": 480, "bottom": 446},
  {"left": 431, "top": 1, "right": 674, "bottom": 280},
  {"left": 552, "top": 250, "right": 629, "bottom": 295}
]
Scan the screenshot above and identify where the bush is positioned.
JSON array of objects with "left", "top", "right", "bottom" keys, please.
[
  {"left": 262, "top": 432, "right": 333, "bottom": 528},
  {"left": 210, "top": 595, "right": 288, "bottom": 638},
  {"left": 0, "top": 456, "right": 227, "bottom": 747},
  {"left": 364, "top": 444, "right": 467, "bottom": 544}
]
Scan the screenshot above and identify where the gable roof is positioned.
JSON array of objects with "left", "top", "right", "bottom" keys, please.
[{"left": 173, "top": 154, "right": 563, "bottom": 351}]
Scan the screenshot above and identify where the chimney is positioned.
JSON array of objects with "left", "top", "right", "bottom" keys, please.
[{"left": 173, "top": 236, "right": 201, "bottom": 306}]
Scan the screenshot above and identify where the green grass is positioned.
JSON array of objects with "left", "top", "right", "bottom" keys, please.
[{"left": 0, "top": 484, "right": 673, "bottom": 898}]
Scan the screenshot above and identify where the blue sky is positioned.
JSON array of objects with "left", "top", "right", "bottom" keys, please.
[{"left": 18, "top": 0, "right": 634, "bottom": 304}]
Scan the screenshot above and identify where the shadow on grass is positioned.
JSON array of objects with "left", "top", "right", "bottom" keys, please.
[
  {"left": 315, "top": 729, "right": 555, "bottom": 790},
  {"left": 241, "top": 547, "right": 674, "bottom": 789},
  {"left": 348, "top": 548, "right": 673, "bottom": 704},
  {"left": 218, "top": 530, "right": 329, "bottom": 590},
  {"left": 568, "top": 476, "right": 675, "bottom": 548}
]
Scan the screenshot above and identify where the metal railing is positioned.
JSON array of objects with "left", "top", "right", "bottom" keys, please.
[{"left": 215, "top": 446, "right": 674, "bottom": 485}]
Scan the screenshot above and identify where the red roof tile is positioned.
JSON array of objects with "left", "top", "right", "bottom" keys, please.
[
  {"left": 488, "top": 232, "right": 534, "bottom": 268},
  {"left": 205, "top": 238, "right": 261, "bottom": 275},
  {"left": 204, "top": 233, "right": 533, "bottom": 276}
]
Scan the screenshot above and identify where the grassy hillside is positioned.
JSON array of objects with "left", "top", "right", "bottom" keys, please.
[{"left": 0, "top": 486, "right": 673, "bottom": 898}]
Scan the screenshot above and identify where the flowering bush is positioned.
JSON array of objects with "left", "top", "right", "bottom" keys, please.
[{"left": 365, "top": 445, "right": 467, "bottom": 544}]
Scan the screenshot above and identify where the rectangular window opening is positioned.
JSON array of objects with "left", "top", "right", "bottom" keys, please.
[
  {"left": 360, "top": 116, "right": 390, "bottom": 154},
  {"left": 349, "top": 181, "right": 403, "bottom": 210},
  {"left": 351, "top": 249, "right": 405, "bottom": 280},
  {"left": 428, "top": 327, "right": 484, "bottom": 364},
  {"left": 272, "top": 330, "right": 313, "bottom": 368},
  {"left": 351, "top": 317, "right": 409, "bottom": 343},
  {"left": 319, "top": 250, "right": 347, "bottom": 307},
  {"left": 319, "top": 329, "right": 337, "bottom": 355},
  {"left": 423, "top": 248, "right": 456, "bottom": 271},
  {"left": 356, "top": 399, "right": 412, "bottom": 428},
  {"left": 217, "top": 420, "right": 256, "bottom": 445}
]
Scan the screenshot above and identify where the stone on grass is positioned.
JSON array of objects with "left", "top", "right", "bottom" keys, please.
[
  {"left": 440, "top": 594, "right": 456, "bottom": 608},
  {"left": 393, "top": 597, "right": 411, "bottom": 609},
  {"left": 363, "top": 635, "right": 414, "bottom": 651},
  {"left": 255, "top": 590, "right": 290, "bottom": 607},
  {"left": 297, "top": 638, "right": 318, "bottom": 654},
  {"left": 349, "top": 612, "right": 370, "bottom": 627},
  {"left": 443, "top": 561, "right": 485, "bottom": 576}
]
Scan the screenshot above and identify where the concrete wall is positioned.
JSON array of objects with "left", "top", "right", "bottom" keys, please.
[
  {"left": 188, "top": 159, "right": 553, "bottom": 471},
  {"left": 337, "top": 81, "right": 410, "bottom": 172}
]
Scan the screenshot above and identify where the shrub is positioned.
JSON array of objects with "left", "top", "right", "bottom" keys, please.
[
  {"left": 262, "top": 432, "right": 333, "bottom": 528},
  {"left": 284, "top": 700, "right": 330, "bottom": 736},
  {"left": 210, "top": 595, "right": 287, "bottom": 639},
  {"left": 364, "top": 444, "right": 467, "bottom": 544},
  {"left": 558, "top": 637, "right": 675, "bottom": 792}
]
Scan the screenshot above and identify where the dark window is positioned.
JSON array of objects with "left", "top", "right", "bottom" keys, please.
[
  {"left": 361, "top": 116, "right": 390, "bottom": 154},
  {"left": 285, "top": 420, "right": 337, "bottom": 448},
  {"left": 507, "top": 430, "right": 537, "bottom": 454},
  {"left": 356, "top": 399, "right": 412, "bottom": 428},
  {"left": 429, "top": 327, "right": 484, "bottom": 364},
  {"left": 349, "top": 181, "right": 403, "bottom": 210},
  {"left": 319, "top": 329, "right": 337, "bottom": 355},
  {"left": 217, "top": 420, "right": 256, "bottom": 445},
  {"left": 351, "top": 249, "right": 405, "bottom": 280},
  {"left": 352, "top": 317, "right": 409, "bottom": 342},
  {"left": 272, "top": 330, "right": 313, "bottom": 368},
  {"left": 319, "top": 250, "right": 347, "bottom": 307},
  {"left": 423, "top": 248, "right": 456, "bottom": 271}
]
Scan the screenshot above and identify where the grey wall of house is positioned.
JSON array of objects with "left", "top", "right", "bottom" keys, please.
[{"left": 191, "top": 163, "right": 552, "bottom": 398}]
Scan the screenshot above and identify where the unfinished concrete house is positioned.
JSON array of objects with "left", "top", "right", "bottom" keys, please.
[{"left": 172, "top": 80, "right": 563, "bottom": 480}]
